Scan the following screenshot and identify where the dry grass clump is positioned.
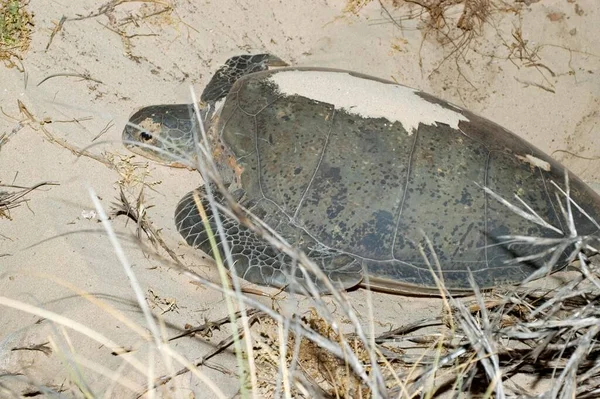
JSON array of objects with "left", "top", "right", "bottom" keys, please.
[
  {"left": 6, "top": 248, "right": 598, "bottom": 397},
  {"left": 248, "top": 248, "right": 600, "bottom": 398},
  {"left": 248, "top": 262, "right": 600, "bottom": 397},
  {"left": 0, "top": 182, "right": 53, "bottom": 219},
  {"left": 254, "top": 309, "right": 373, "bottom": 398},
  {"left": 407, "top": 0, "right": 492, "bottom": 35},
  {"left": 346, "top": 0, "right": 494, "bottom": 36},
  {"left": 346, "top": 1, "right": 561, "bottom": 96},
  {"left": 0, "top": 0, "right": 32, "bottom": 65}
]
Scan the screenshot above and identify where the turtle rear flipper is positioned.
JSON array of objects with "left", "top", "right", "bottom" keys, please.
[
  {"left": 174, "top": 188, "right": 363, "bottom": 294},
  {"left": 201, "top": 54, "right": 288, "bottom": 104}
]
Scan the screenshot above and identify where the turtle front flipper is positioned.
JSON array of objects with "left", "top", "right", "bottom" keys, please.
[
  {"left": 201, "top": 54, "right": 288, "bottom": 104},
  {"left": 174, "top": 187, "right": 363, "bottom": 294}
]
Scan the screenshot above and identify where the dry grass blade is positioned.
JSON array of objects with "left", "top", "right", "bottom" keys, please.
[
  {"left": 91, "top": 187, "right": 232, "bottom": 398},
  {"left": 481, "top": 185, "right": 563, "bottom": 235},
  {"left": 0, "top": 181, "right": 57, "bottom": 219},
  {"left": 111, "top": 186, "right": 187, "bottom": 269},
  {"left": 139, "top": 311, "right": 264, "bottom": 397},
  {"left": 168, "top": 309, "right": 262, "bottom": 342},
  {"left": 452, "top": 273, "right": 505, "bottom": 398}
]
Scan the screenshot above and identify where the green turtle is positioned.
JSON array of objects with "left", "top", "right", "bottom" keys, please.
[{"left": 123, "top": 54, "right": 600, "bottom": 295}]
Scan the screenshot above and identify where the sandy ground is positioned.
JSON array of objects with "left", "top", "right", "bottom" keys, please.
[{"left": 0, "top": 0, "right": 599, "bottom": 397}]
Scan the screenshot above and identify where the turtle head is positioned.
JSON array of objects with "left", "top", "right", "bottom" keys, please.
[
  {"left": 124, "top": 54, "right": 288, "bottom": 168},
  {"left": 123, "top": 103, "right": 209, "bottom": 168}
]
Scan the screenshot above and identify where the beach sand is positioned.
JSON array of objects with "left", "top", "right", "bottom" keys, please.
[{"left": 1, "top": 0, "right": 598, "bottom": 396}]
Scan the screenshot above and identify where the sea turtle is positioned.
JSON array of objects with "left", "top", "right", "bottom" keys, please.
[{"left": 123, "top": 54, "right": 600, "bottom": 295}]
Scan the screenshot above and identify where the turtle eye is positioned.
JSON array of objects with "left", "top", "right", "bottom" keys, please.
[{"left": 140, "top": 131, "right": 153, "bottom": 141}]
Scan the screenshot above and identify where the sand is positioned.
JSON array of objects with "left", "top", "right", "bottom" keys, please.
[{"left": 0, "top": 0, "right": 598, "bottom": 396}]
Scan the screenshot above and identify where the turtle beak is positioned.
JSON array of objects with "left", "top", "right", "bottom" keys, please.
[{"left": 265, "top": 55, "right": 289, "bottom": 68}]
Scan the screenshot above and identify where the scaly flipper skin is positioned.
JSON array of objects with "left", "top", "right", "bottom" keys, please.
[{"left": 174, "top": 187, "right": 363, "bottom": 294}]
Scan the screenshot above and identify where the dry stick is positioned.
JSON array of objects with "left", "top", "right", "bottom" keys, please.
[
  {"left": 513, "top": 76, "right": 555, "bottom": 94},
  {"left": 10, "top": 342, "right": 52, "bottom": 356},
  {"left": 92, "top": 120, "right": 114, "bottom": 142},
  {"left": 375, "top": 318, "right": 443, "bottom": 344},
  {"left": 45, "top": 16, "right": 67, "bottom": 50},
  {"left": 112, "top": 187, "right": 187, "bottom": 269},
  {"left": 524, "top": 62, "right": 556, "bottom": 77},
  {"left": 203, "top": 360, "right": 235, "bottom": 376},
  {"left": 67, "top": 0, "right": 134, "bottom": 21},
  {"left": 117, "top": 4, "right": 173, "bottom": 27},
  {"left": 17, "top": 100, "right": 114, "bottom": 169},
  {"left": 97, "top": 20, "right": 159, "bottom": 41},
  {"left": 0, "top": 182, "right": 58, "bottom": 213},
  {"left": 137, "top": 312, "right": 263, "bottom": 398},
  {"left": 168, "top": 309, "right": 261, "bottom": 342},
  {"left": 37, "top": 73, "right": 103, "bottom": 87},
  {"left": 551, "top": 149, "right": 600, "bottom": 161}
]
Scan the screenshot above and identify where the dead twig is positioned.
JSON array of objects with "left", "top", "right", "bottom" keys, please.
[
  {"left": 169, "top": 308, "right": 261, "bottom": 341},
  {"left": 11, "top": 342, "right": 53, "bottom": 356},
  {"left": 45, "top": 15, "right": 66, "bottom": 51},
  {"left": 136, "top": 311, "right": 263, "bottom": 398},
  {"left": 37, "top": 72, "right": 103, "bottom": 87},
  {"left": 17, "top": 100, "right": 115, "bottom": 169},
  {"left": 0, "top": 181, "right": 58, "bottom": 219},
  {"left": 112, "top": 186, "right": 186, "bottom": 269}
]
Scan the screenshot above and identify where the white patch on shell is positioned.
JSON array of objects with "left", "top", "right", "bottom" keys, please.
[
  {"left": 269, "top": 70, "right": 470, "bottom": 135},
  {"left": 516, "top": 154, "right": 551, "bottom": 171},
  {"left": 213, "top": 97, "right": 226, "bottom": 114}
]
